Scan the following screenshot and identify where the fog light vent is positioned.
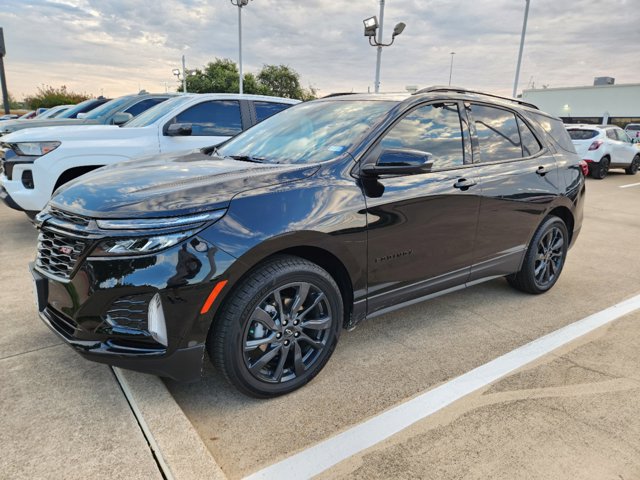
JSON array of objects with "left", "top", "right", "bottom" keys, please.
[
  {"left": 21, "top": 170, "right": 34, "bottom": 189},
  {"left": 148, "top": 293, "right": 168, "bottom": 347}
]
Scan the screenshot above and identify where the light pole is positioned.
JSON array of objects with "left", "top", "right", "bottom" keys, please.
[
  {"left": 448, "top": 52, "right": 455, "bottom": 86},
  {"left": 230, "top": 0, "right": 252, "bottom": 94},
  {"left": 513, "top": 0, "right": 531, "bottom": 98},
  {"left": 172, "top": 55, "right": 193, "bottom": 94},
  {"left": 363, "top": 3, "right": 406, "bottom": 93}
]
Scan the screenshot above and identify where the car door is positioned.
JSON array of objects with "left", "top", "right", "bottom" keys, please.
[
  {"left": 159, "top": 99, "right": 247, "bottom": 153},
  {"left": 361, "top": 101, "right": 482, "bottom": 316},
  {"left": 465, "top": 103, "right": 560, "bottom": 282},
  {"left": 613, "top": 128, "right": 636, "bottom": 166}
]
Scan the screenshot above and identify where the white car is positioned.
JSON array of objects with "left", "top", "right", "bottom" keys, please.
[
  {"left": 625, "top": 123, "right": 640, "bottom": 140},
  {"left": 0, "top": 94, "right": 298, "bottom": 216},
  {"left": 566, "top": 124, "right": 640, "bottom": 179}
]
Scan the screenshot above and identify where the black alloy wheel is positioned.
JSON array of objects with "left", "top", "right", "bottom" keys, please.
[
  {"left": 591, "top": 156, "right": 610, "bottom": 179},
  {"left": 508, "top": 216, "right": 568, "bottom": 294},
  {"left": 209, "top": 255, "right": 342, "bottom": 398},
  {"left": 625, "top": 155, "right": 640, "bottom": 175}
]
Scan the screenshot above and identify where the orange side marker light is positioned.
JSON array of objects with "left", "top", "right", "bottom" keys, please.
[{"left": 200, "top": 280, "right": 228, "bottom": 314}]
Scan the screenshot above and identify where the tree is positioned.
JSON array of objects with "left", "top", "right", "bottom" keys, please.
[
  {"left": 182, "top": 59, "right": 316, "bottom": 100},
  {"left": 24, "top": 85, "right": 90, "bottom": 109},
  {"left": 7, "top": 92, "right": 22, "bottom": 110}
]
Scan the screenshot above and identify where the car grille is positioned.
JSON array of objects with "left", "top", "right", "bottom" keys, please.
[
  {"left": 49, "top": 206, "right": 90, "bottom": 227},
  {"left": 36, "top": 229, "right": 90, "bottom": 279},
  {"left": 105, "top": 295, "right": 153, "bottom": 331}
]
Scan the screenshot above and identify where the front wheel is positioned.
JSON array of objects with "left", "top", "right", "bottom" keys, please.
[
  {"left": 625, "top": 155, "right": 640, "bottom": 175},
  {"left": 208, "top": 255, "right": 342, "bottom": 398},
  {"left": 507, "top": 216, "right": 569, "bottom": 294}
]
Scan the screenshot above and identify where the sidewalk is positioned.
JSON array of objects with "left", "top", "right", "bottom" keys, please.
[{"left": 0, "top": 207, "right": 162, "bottom": 479}]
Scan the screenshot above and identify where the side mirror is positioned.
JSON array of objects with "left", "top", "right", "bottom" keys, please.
[
  {"left": 112, "top": 112, "right": 133, "bottom": 126},
  {"left": 76, "top": 112, "right": 87, "bottom": 119},
  {"left": 361, "top": 149, "right": 433, "bottom": 176},
  {"left": 166, "top": 123, "right": 193, "bottom": 137}
]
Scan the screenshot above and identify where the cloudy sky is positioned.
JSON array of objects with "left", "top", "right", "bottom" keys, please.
[{"left": 1, "top": 0, "right": 638, "bottom": 100}]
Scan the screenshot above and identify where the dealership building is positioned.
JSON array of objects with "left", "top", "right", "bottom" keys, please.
[{"left": 522, "top": 80, "right": 640, "bottom": 128}]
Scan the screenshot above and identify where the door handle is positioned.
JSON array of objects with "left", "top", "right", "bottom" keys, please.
[
  {"left": 453, "top": 178, "right": 477, "bottom": 190},
  {"left": 536, "top": 166, "right": 548, "bottom": 176}
]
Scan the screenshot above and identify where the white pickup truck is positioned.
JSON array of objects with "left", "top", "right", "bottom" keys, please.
[{"left": 0, "top": 93, "right": 298, "bottom": 216}]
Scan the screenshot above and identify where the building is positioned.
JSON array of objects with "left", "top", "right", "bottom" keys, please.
[{"left": 522, "top": 82, "right": 640, "bottom": 127}]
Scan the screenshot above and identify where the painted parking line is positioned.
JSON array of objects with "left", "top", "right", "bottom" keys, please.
[
  {"left": 619, "top": 182, "right": 640, "bottom": 189},
  {"left": 244, "top": 293, "right": 640, "bottom": 480}
]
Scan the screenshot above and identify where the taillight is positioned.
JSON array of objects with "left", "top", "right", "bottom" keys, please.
[
  {"left": 588, "top": 140, "right": 603, "bottom": 151},
  {"left": 578, "top": 160, "right": 589, "bottom": 176}
]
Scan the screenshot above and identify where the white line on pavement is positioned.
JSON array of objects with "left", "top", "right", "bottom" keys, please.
[
  {"left": 244, "top": 293, "right": 640, "bottom": 480},
  {"left": 619, "top": 182, "right": 640, "bottom": 189}
]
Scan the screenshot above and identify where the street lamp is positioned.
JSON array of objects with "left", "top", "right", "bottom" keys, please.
[
  {"left": 172, "top": 55, "right": 195, "bottom": 93},
  {"left": 363, "top": 0, "right": 406, "bottom": 93},
  {"left": 448, "top": 52, "right": 455, "bottom": 86},
  {"left": 513, "top": 0, "right": 531, "bottom": 98},
  {"left": 230, "top": 0, "right": 253, "bottom": 94}
]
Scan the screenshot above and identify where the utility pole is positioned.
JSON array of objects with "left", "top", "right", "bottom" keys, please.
[
  {"left": 182, "top": 55, "right": 187, "bottom": 93},
  {"left": 374, "top": 0, "right": 385, "bottom": 93},
  {"left": 0, "top": 28, "right": 10, "bottom": 114},
  {"left": 513, "top": 0, "right": 530, "bottom": 98}
]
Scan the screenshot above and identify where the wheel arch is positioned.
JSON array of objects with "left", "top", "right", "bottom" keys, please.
[
  {"left": 546, "top": 205, "right": 575, "bottom": 245},
  {"left": 53, "top": 165, "right": 104, "bottom": 192}
]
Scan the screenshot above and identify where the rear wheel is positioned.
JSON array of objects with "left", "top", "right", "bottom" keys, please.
[
  {"left": 625, "top": 155, "right": 640, "bottom": 175},
  {"left": 208, "top": 255, "right": 342, "bottom": 398},
  {"left": 507, "top": 216, "right": 569, "bottom": 294},
  {"left": 590, "top": 156, "right": 609, "bottom": 179}
]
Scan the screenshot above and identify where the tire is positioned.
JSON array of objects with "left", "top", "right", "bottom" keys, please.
[
  {"left": 208, "top": 255, "right": 342, "bottom": 398},
  {"left": 625, "top": 155, "right": 640, "bottom": 175},
  {"left": 590, "top": 156, "right": 609, "bottom": 179},
  {"left": 507, "top": 216, "right": 569, "bottom": 294}
]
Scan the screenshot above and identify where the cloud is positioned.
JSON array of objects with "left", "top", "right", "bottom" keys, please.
[{"left": 1, "top": 0, "right": 638, "bottom": 100}]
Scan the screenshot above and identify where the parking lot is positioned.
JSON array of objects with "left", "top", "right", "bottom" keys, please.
[{"left": 2, "top": 172, "right": 640, "bottom": 479}]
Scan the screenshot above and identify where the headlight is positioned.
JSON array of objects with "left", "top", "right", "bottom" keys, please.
[
  {"left": 90, "top": 230, "right": 197, "bottom": 257},
  {"left": 13, "top": 141, "right": 61, "bottom": 156},
  {"left": 96, "top": 210, "right": 226, "bottom": 230}
]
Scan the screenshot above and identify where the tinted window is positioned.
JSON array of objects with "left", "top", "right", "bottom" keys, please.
[
  {"left": 529, "top": 112, "right": 576, "bottom": 153},
  {"left": 173, "top": 100, "right": 242, "bottom": 136},
  {"left": 517, "top": 116, "right": 542, "bottom": 157},
  {"left": 606, "top": 129, "right": 616, "bottom": 140},
  {"left": 567, "top": 129, "right": 598, "bottom": 140},
  {"left": 125, "top": 98, "right": 167, "bottom": 117},
  {"left": 254, "top": 102, "right": 291, "bottom": 122},
  {"left": 471, "top": 105, "right": 521, "bottom": 162},
  {"left": 380, "top": 103, "right": 464, "bottom": 170}
]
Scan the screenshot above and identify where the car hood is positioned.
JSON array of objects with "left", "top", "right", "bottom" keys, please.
[
  {"left": 49, "top": 150, "right": 319, "bottom": 218},
  {"left": 1, "top": 124, "right": 132, "bottom": 143},
  {"left": 0, "top": 117, "right": 99, "bottom": 135}
]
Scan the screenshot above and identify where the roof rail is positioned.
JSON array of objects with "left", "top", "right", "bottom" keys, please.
[
  {"left": 321, "top": 92, "right": 360, "bottom": 98},
  {"left": 413, "top": 86, "right": 539, "bottom": 110}
]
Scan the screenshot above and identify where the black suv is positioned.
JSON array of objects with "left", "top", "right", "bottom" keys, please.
[{"left": 31, "top": 87, "right": 585, "bottom": 398}]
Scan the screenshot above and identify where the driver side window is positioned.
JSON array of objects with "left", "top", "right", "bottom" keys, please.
[
  {"left": 171, "top": 100, "right": 242, "bottom": 137},
  {"left": 379, "top": 103, "right": 464, "bottom": 170}
]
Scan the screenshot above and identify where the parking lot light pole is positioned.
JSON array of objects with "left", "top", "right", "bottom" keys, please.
[
  {"left": 363, "top": 4, "right": 406, "bottom": 93},
  {"left": 230, "top": 0, "right": 252, "bottom": 94},
  {"left": 182, "top": 55, "right": 187, "bottom": 93},
  {"left": 513, "top": 0, "right": 531, "bottom": 98},
  {"left": 0, "top": 28, "right": 9, "bottom": 114},
  {"left": 448, "top": 52, "right": 455, "bottom": 86}
]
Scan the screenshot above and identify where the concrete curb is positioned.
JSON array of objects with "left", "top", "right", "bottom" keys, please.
[{"left": 113, "top": 367, "right": 226, "bottom": 480}]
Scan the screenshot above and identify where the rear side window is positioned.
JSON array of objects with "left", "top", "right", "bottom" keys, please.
[
  {"left": 528, "top": 112, "right": 576, "bottom": 153},
  {"left": 606, "top": 129, "right": 616, "bottom": 140},
  {"left": 567, "top": 129, "right": 598, "bottom": 140},
  {"left": 470, "top": 104, "right": 521, "bottom": 162},
  {"left": 380, "top": 102, "right": 464, "bottom": 170},
  {"left": 173, "top": 100, "right": 242, "bottom": 136},
  {"left": 254, "top": 102, "right": 291, "bottom": 122},
  {"left": 517, "top": 117, "right": 542, "bottom": 157},
  {"left": 125, "top": 98, "right": 167, "bottom": 117}
]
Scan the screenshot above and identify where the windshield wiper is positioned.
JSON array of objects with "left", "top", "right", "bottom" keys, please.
[{"left": 228, "top": 155, "right": 267, "bottom": 163}]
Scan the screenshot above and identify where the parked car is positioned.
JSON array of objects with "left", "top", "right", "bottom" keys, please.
[
  {"left": 34, "top": 104, "right": 73, "bottom": 119},
  {"left": 624, "top": 123, "right": 640, "bottom": 140},
  {"left": 0, "top": 94, "right": 298, "bottom": 215},
  {"left": 566, "top": 124, "right": 640, "bottom": 178},
  {"left": 29, "top": 87, "right": 585, "bottom": 398},
  {"left": 19, "top": 111, "right": 37, "bottom": 120},
  {"left": 0, "top": 92, "right": 170, "bottom": 137},
  {"left": 0, "top": 114, "right": 19, "bottom": 121}
]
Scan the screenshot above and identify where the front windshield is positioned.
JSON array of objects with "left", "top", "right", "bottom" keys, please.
[
  {"left": 38, "top": 106, "right": 68, "bottom": 119},
  {"left": 84, "top": 96, "right": 131, "bottom": 119},
  {"left": 217, "top": 100, "right": 394, "bottom": 164},
  {"left": 59, "top": 99, "right": 99, "bottom": 118},
  {"left": 125, "top": 95, "right": 190, "bottom": 128}
]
